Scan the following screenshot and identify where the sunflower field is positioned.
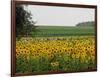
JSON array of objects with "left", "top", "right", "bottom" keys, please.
[{"left": 16, "top": 36, "right": 96, "bottom": 73}]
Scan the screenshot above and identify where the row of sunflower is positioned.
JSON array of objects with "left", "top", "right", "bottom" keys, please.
[{"left": 16, "top": 36, "right": 96, "bottom": 73}]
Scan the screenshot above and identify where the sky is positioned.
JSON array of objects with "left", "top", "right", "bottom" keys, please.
[{"left": 24, "top": 5, "right": 95, "bottom": 26}]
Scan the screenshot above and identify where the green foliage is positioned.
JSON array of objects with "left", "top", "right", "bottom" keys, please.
[
  {"left": 16, "top": 4, "right": 36, "bottom": 37},
  {"left": 16, "top": 53, "right": 96, "bottom": 73},
  {"left": 76, "top": 21, "right": 94, "bottom": 27}
]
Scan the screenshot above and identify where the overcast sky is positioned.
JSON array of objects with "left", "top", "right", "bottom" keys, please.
[{"left": 24, "top": 5, "right": 95, "bottom": 26}]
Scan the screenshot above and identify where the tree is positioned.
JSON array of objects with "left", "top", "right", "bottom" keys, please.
[
  {"left": 76, "top": 21, "right": 94, "bottom": 27},
  {"left": 16, "top": 4, "right": 36, "bottom": 37}
]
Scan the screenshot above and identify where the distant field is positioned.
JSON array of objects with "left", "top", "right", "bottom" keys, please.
[{"left": 31, "top": 26, "right": 95, "bottom": 37}]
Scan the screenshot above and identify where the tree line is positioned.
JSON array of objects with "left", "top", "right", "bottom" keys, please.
[{"left": 76, "top": 21, "right": 94, "bottom": 27}]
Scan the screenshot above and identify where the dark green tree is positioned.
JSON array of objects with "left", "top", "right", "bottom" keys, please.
[
  {"left": 16, "top": 4, "right": 36, "bottom": 37},
  {"left": 76, "top": 21, "right": 94, "bottom": 27}
]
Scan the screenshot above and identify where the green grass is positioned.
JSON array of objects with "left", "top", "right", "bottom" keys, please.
[{"left": 31, "top": 26, "right": 95, "bottom": 37}]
